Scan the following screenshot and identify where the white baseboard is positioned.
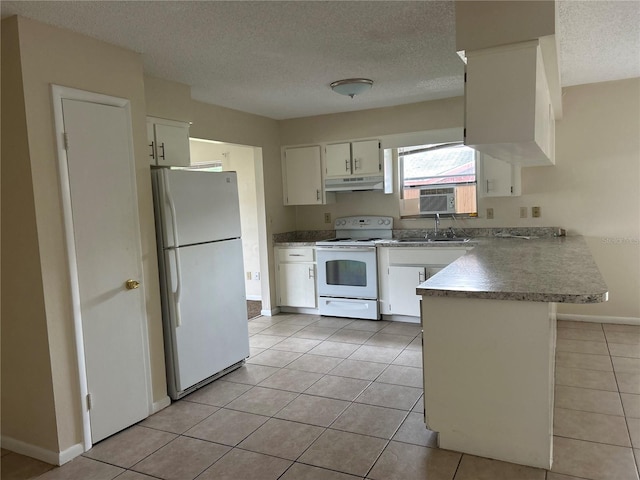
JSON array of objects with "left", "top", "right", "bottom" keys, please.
[
  {"left": 381, "top": 314, "right": 420, "bottom": 324},
  {"left": 246, "top": 295, "right": 262, "bottom": 301},
  {"left": 151, "top": 395, "right": 171, "bottom": 414},
  {"left": 261, "top": 307, "right": 280, "bottom": 316},
  {"left": 1, "top": 436, "right": 83, "bottom": 466},
  {"left": 279, "top": 306, "right": 321, "bottom": 315},
  {"left": 556, "top": 313, "right": 640, "bottom": 326}
]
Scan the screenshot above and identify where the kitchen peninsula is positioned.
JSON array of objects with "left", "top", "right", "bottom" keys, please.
[{"left": 417, "top": 236, "right": 608, "bottom": 469}]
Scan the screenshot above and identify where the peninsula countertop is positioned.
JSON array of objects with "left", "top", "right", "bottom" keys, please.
[{"left": 416, "top": 236, "right": 608, "bottom": 304}]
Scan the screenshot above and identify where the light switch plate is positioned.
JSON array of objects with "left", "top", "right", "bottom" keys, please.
[
  {"left": 532, "top": 206, "right": 541, "bottom": 218},
  {"left": 324, "top": 212, "right": 331, "bottom": 223}
]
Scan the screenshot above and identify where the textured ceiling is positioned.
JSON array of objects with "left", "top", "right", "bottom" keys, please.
[{"left": 2, "top": 1, "right": 639, "bottom": 120}]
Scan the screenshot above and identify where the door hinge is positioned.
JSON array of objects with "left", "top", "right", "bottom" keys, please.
[
  {"left": 86, "top": 393, "right": 92, "bottom": 410},
  {"left": 463, "top": 128, "right": 466, "bottom": 139},
  {"left": 510, "top": 186, "right": 514, "bottom": 194},
  {"left": 63, "top": 132, "right": 70, "bottom": 150}
]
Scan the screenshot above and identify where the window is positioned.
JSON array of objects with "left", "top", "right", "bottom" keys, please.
[{"left": 399, "top": 143, "right": 477, "bottom": 217}]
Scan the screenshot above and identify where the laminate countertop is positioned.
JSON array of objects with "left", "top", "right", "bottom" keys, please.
[{"left": 416, "top": 236, "right": 608, "bottom": 304}]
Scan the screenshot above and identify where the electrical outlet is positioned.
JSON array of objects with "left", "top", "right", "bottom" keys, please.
[
  {"left": 486, "top": 208, "right": 494, "bottom": 219},
  {"left": 253, "top": 272, "right": 261, "bottom": 281},
  {"left": 324, "top": 212, "right": 331, "bottom": 224},
  {"left": 246, "top": 272, "right": 252, "bottom": 280},
  {"left": 520, "top": 207, "right": 528, "bottom": 218},
  {"left": 532, "top": 206, "right": 541, "bottom": 218}
]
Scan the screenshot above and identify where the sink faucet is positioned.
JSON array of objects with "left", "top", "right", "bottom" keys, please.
[{"left": 426, "top": 213, "right": 441, "bottom": 239}]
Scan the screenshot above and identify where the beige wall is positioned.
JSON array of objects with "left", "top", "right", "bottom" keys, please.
[
  {"left": 190, "top": 139, "right": 262, "bottom": 300},
  {"left": 280, "top": 79, "right": 640, "bottom": 319},
  {"left": 188, "top": 101, "right": 292, "bottom": 311},
  {"left": 1, "top": 16, "right": 168, "bottom": 455},
  {"left": 143, "top": 79, "right": 291, "bottom": 310},
  {"left": 1, "top": 16, "right": 60, "bottom": 453}
]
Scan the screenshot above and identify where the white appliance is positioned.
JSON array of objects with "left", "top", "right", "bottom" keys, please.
[
  {"left": 316, "top": 216, "right": 393, "bottom": 320},
  {"left": 151, "top": 167, "right": 250, "bottom": 399},
  {"left": 419, "top": 187, "right": 456, "bottom": 214}
]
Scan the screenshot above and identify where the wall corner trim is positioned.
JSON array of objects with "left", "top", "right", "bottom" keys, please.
[
  {"left": 1, "top": 436, "right": 83, "bottom": 466},
  {"left": 151, "top": 396, "right": 171, "bottom": 415},
  {"left": 261, "top": 307, "right": 281, "bottom": 317}
]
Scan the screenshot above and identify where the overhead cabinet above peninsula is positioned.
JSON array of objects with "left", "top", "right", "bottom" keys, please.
[{"left": 464, "top": 41, "right": 557, "bottom": 166}]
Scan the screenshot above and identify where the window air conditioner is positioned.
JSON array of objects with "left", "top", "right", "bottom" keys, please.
[{"left": 419, "top": 187, "right": 456, "bottom": 214}]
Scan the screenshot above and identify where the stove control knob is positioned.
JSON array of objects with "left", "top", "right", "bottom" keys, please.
[
  {"left": 384, "top": 219, "right": 391, "bottom": 225},
  {"left": 378, "top": 219, "right": 383, "bottom": 225}
]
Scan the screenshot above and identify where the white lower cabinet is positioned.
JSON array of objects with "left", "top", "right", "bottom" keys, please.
[
  {"left": 379, "top": 247, "right": 469, "bottom": 320},
  {"left": 388, "top": 266, "right": 426, "bottom": 317},
  {"left": 276, "top": 247, "right": 317, "bottom": 308}
]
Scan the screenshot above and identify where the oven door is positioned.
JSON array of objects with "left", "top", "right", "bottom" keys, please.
[{"left": 316, "top": 246, "right": 378, "bottom": 299}]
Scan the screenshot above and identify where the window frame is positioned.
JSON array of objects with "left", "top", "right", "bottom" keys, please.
[{"left": 397, "top": 142, "right": 479, "bottom": 219}]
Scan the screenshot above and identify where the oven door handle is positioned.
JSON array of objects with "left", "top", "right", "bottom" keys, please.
[{"left": 316, "top": 246, "right": 376, "bottom": 253}]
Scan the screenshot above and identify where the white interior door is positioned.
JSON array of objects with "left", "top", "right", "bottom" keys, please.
[{"left": 61, "top": 98, "right": 150, "bottom": 443}]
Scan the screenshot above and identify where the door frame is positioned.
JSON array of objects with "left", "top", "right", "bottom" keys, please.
[{"left": 51, "top": 85, "right": 153, "bottom": 451}]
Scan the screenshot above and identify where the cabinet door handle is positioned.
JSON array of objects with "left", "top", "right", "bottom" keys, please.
[
  {"left": 418, "top": 271, "right": 425, "bottom": 283},
  {"left": 316, "top": 189, "right": 320, "bottom": 201},
  {"left": 354, "top": 158, "right": 360, "bottom": 170},
  {"left": 289, "top": 253, "right": 304, "bottom": 257},
  {"left": 345, "top": 159, "right": 350, "bottom": 172},
  {"left": 308, "top": 267, "right": 314, "bottom": 279},
  {"left": 159, "top": 142, "right": 166, "bottom": 160},
  {"left": 486, "top": 179, "right": 490, "bottom": 193},
  {"left": 149, "top": 141, "right": 155, "bottom": 159}
]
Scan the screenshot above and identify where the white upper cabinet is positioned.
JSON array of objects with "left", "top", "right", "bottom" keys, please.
[
  {"left": 282, "top": 145, "right": 325, "bottom": 205},
  {"left": 479, "top": 153, "right": 521, "bottom": 197},
  {"left": 464, "top": 41, "right": 556, "bottom": 167},
  {"left": 325, "top": 140, "right": 381, "bottom": 177},
  {"left": 147, "top": 116, "right": 191, "bottom": 167}
]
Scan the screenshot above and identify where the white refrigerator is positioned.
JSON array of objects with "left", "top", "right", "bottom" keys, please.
[{"left": 151, "top": 167, "right": 250, "bottom": 399}]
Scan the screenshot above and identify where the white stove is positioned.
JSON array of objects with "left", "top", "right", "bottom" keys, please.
[
  {"left": 316, "top": 216, "right": 393, "bottom": 320},
  {"left": 316, "top": 216, "right": 393, "bottom": 247}
]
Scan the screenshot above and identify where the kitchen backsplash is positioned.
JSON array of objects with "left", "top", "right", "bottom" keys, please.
[
  {"left": 273, "top": 230, "right": 336, "bottom": 243},
  {"left": 274, "top": 227, "right": 565, "bottom": 243},
  {"left": 393, "top": 226, "right": 565, "bottom": 239}
]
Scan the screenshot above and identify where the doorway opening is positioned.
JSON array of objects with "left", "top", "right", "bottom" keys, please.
[{"left": 189, "top": 138, "right": 264, "bottom": 317}]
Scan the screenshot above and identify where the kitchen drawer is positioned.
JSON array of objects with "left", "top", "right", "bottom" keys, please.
[
  {"left": 388, "top": 248, "right": 467, "bottom": 266},
  {"left": 277, "top": 247, "right": 315, "bottom": 263}
]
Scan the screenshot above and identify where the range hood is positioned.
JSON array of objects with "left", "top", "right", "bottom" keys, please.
[{"left": 325, "top": 175, "right": 384, "bottom": 192}]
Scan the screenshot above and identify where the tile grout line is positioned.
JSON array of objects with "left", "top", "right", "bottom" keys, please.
[{"left": 604, "top": 322, "right": 640, "bottom": 477}]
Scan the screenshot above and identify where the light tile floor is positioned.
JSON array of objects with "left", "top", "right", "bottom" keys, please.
[{"left": 2, "top": 316, "right": 640, "bottom": 480}]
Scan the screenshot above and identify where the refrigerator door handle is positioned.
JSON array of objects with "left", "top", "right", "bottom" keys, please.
[
  {"left": 163, "top": 169, "right": 183, "bottom": 327},
  {"left": 173, "top": 247, "right": 183, "bottom": 327},
  {"left": 163, "top": 169, "right": 181, "bottom": 247}
]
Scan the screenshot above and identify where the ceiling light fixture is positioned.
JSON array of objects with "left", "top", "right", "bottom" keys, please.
[{"left": 330, "top": 78, "right": 374, "bottom": 98}]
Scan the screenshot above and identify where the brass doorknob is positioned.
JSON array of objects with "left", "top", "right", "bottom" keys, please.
[{"left": 125, "top": 279, "right": 140, "bottom": 290}]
